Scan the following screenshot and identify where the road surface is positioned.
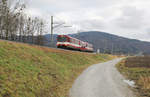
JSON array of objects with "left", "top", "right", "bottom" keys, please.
[{"left": 69, "top": 58, "right": 136, "bottom": 97}]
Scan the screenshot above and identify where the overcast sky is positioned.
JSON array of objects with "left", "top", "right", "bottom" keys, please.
[{"left": 25, "top": 0, "right": 150, "bottom": 41}]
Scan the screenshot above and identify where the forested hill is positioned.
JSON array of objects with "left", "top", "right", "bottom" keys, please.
[
  {"left": 70, "top": 31, "right": 150, "bottom": 54},
  {"left": 44, "top": 31, "right": 150, "bottom": 55}
]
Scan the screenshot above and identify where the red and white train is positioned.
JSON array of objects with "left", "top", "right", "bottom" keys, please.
[{"left": 57, "top": 35, "right": 94, "bottom": 52}]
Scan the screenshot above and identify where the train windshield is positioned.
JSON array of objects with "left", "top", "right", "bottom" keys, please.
[{"left": 57, "top": 36, "right": 67, "bottom": 42}]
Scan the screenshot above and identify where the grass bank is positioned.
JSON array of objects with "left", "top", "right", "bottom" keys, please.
[
  {"left": 0, "top": 40, "right": 114, "bottom": 97},
  {"left": 116, "top": 56, "right": 150, "bottom": 97}
]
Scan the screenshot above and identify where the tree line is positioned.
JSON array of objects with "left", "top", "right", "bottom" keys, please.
[{"left": 0, "top": 0, "right": 47, "bottom": 45}]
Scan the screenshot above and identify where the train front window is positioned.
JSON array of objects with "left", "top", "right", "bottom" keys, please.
[{"left": 57, "top": 37, "right": 67, "bottom": 42}]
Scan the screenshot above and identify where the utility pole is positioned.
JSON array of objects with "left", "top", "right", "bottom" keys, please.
[
  {"left": 51, "top": 16, "right": 53, "bottom": 46},
  {"left": 50, "top": 16, "right": 72, "bottom": 47}
]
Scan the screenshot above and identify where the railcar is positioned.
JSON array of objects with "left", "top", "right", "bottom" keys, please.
[{"left": 57, "top": 35, "right": 94, "bottom": 52}]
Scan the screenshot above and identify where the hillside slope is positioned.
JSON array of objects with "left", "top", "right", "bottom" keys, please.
[
  {"left": 71, "top": 31, "right": 150, "bottom": 54},
  {"left": 0, "top": 40, "right": 114, "bottom": 97}
]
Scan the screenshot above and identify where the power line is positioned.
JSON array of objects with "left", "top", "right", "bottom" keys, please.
[{"left": 50, "top": 16, "right": 72, "bottom": 47}]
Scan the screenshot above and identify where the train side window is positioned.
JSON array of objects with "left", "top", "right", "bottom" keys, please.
[
  {"left": 72, "top": 39, "right": 75, "bottom": 43},
  {"left": 72, "top": 39, "right": 74, "bottom": 43},
  {"left": 70, "top": 38, "right": 73, "bottom": 43},
  {"left": 67, "top": 37, "right": 70, "bottom": 42},
  {"left": 74, "top": 39, "right": 76, "bottom": 44},
  {"left": 57, "top": 36, "right": 67, "bottom": 42},
  {"left": 75, "top": 39, "right": 78, "bottom": 44}
]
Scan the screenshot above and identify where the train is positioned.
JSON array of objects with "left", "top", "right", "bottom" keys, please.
[{"left": 57, "top": 35, "right": 94, "bottom": 52}]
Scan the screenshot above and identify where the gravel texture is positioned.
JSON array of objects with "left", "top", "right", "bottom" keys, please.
[{"left": 69, "top": 58, "right": 136, "bottom": 97}]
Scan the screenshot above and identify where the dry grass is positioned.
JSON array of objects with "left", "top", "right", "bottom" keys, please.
[
  {"left": 0, "top": 40, "right": 114, "bottom": 97},
  {"left": 125, "top": 56, "right": 150, "bottom": 68},
  {"left": 116, "top": 56, "right": 150, "bottom": 97},
  {"left": 138, "top": 76, "right": 150, "bottom": 89}
]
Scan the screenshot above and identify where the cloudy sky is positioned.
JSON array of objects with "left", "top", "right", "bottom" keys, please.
[{"left": 25, "top": 0, "right": 150, "bottom": 41}]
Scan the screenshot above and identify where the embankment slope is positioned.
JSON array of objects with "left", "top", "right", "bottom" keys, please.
[{"left": 0, "top": 40, "right": 114, "bottom": 97}]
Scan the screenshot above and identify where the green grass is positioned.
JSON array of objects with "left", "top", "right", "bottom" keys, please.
[
  {"left": 116, "top": 57, "right": 150, "bottom": 97},
  {"left": 0, "top": 40, "right": 114, "bottom": 97}
]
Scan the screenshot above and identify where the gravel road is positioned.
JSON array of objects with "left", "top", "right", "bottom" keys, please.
[{"left": 69, "top": 58, "right": 136, "bottom": 97}]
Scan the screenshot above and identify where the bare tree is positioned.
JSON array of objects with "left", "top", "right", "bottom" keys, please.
[
  {"left": 0, "top": 0, "right": 48, "bottom": 46},
  {"left": 0, "top": 0, "right": 26, "bottom": 40},
  {"left": 30, "top": 17, "right": 38, "bottom": 44},
  {"left": 35, "top": 18, "right": 47, "bottom": 45},
  {"left": 18, "top": 14, "right": 25, "bottom": 41}
]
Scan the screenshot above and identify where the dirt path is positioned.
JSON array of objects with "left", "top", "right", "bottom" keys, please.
[{"left": 69, "top": 58, "right": 136, "bottom": 97}]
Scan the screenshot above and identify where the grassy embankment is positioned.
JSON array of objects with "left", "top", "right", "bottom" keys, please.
[
  {"left": 116, "top": 56, "right": 150, "bottom": 97},
  {"left": 0, "top": 40, "right": 115, "bottom": 97}
]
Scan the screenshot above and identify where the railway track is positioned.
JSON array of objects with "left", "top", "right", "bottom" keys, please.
[{"left": 0, "top": 39, "right": 95, "bottom": 54}]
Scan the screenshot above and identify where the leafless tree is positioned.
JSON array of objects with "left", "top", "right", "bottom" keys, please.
[
  {"left": 35, "top": 18, "right": 47, "bottom": 45},
  {"left": 0, "top": 0, "right": 48, "bottom": 46}
]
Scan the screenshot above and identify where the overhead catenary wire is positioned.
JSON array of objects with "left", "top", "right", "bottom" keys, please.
[{"left": 50, "top": 16, "right": 72, "bottom": 47}]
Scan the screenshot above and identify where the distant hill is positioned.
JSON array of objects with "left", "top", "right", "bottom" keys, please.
[
  {"left": 43, "top": 34, "right": 57, "bottom": 47},
  {"left": 44, "top": 31, "right": 150, "bottom": 55}
]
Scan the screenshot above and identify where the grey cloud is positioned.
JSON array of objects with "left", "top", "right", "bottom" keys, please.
[
  {"left": 25, "top": 0, "right": 150, "bottom": 41},
  {"left": 78, "top": 19, "right": 106, "bottom": 31},
  {"left": 26, "top": 0, "right": 121, "bottom": 13},
  {"left": 114, "top": 6, "right": 145, "bottom": 30}
]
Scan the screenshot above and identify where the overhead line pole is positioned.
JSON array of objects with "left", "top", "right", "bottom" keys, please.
[
  {"left": 50, "top": 16, "right": 72, "bottom": 47},
  {"left": 51, "top": 16, "right": 53, "bottom": 47}
]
